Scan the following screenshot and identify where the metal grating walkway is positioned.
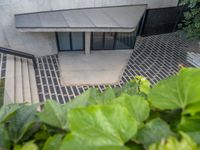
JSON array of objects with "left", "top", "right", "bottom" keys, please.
[{"left": 35, "top": 33, "right": 193, "bottom": 103}]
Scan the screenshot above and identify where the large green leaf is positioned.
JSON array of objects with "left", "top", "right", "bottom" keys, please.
[
  {"left": 137, "top": 118, "right": 174, "bottom": 148},
  {"left": 42, "top": 134, "right": 63, "bottom": 150},
  {"left": 61, "top": 133, "right": 130, "bottom": 150},
  {"left": 113, "top": 80, "right": 139, "bottom": 97},
  {"left": 7, "top": 105, "right": 38, "bottom": 144},
  {"left": 69, "top": 88, "right": 100, "bottom": 107},
  {"left": 184, "top": 101, "right": 200, "bottom": 116},
  {"left": 0, "top": 125, "right": 11, "bottom": 150},
  {"left": 60, "top": 105, "right": 137, "bottom": 150},
  {"left": 69, "top": 88, "right": 115, "bottom": 108},
  {"left": 149, "top": 132, "right": 198, "bottom": 150},
  {"left": 186, "top": 132, "right": 200, "bottom": 145},
  {"left": 113, "top": 77, "right": 151, "bottom": 97},
  {"left": 179, "top": 115, "right": 200, "bottom": 132},
  {"left": 109, "top": 94, "right": 150, "bottom": 122},
  {"left": 0, "top": 104, "right": 21, "bottom": 124},
  {"left": 149, "top": 68, "right": 200, "bottom": 110},
  {"left": 14, "top": 141, "right": 38, "bottom": 150},
  {"left": 37, "top": 100, "right": 68, "bottom": 130}
]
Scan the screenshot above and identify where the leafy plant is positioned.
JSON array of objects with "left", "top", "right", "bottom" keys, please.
[
  {"left": 0, "top": 69, "right": 200, "bottom": 150},
  {"left": 179, "top": 0, "right": 200, "bottom": 39},
  {"left": 149, "top": 132, "right": 198, "bottom": 150}
]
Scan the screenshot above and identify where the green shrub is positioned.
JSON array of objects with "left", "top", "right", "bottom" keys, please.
[
  {"left": 180, "top": 0, "right": 200, "bottom": 39},
  {"left": 1, "top": 68, "right": 200, "bottom": 150}
]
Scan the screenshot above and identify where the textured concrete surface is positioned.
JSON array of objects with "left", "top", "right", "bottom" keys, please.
[
  {"left": 0, "top": 0, "right": 178, "bottom": 56},
  {"left": 58, "top": 50, "right": 132, "bottom": 85}
]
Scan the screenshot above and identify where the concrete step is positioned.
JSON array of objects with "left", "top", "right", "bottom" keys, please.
[
  {"left": 22, "top": 58, "right": 32, "bottom": 104},
  {"left": 15, "top": 56, "right": 23, "bottom": 103},
  {"left": 28, "top": 59, "right": 39, "bottom": 104},
  {"left": 4, "top": 55, "right": 15, "bottom": 105},
  {"left": 4, "top": 55, "right": 39, "bottom": 105}
]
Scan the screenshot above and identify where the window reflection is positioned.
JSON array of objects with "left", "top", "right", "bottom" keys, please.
[
  {"left": 91, "top": 31, "right": 135, "bottom": 50},
  {"left": 104, "top": 32, "right": 115, "bottom": 49},
  {"left": 92, "top": 32, "right": 104, "bottom": 50}
]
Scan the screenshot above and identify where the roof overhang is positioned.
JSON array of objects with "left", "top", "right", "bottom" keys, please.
[{"left": 15, "top": 5, "right": 147, "bottom": 33}]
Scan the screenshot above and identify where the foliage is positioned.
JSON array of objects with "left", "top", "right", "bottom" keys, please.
[
  {"left": 149, "top": 132, "right": 198, "bottom": 150},
  {"left": 0, "top": 69, "right": 200, "bottom": 150},
  {"left": 179, "top": 0, "right": 200, "bottom": 39}
]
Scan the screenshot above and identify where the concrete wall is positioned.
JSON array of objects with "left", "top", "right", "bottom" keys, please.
[{"left": 0, "top": 0, "right": 179, "bottom": 56}]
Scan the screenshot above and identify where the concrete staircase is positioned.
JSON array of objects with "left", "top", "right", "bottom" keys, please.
[{"left": 4, "top": 55, "right": 39, "bottom": 104}]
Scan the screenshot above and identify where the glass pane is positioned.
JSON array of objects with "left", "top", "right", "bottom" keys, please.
[
  {"left": 57, "top": 32, "right": 71, "bottom": 51},
  {"left": 92, "top": 32, "right": 104, "bottom": 50},
  {"left": 115, "top": 32, "right": 135, "bottom": 49},
  {"left": 71, "top": 32, "right": 84, "bottom": 50},
  {"left": 104, "top": 32, "right": 115, "bottom": 49}
]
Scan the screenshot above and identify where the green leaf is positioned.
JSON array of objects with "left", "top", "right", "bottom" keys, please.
[
  {"left": 179, "top": 115, "right": 200, "bottom": 132},
  {"left": 69, "top": 88, "right": 116, "bottom": 107},
  {"left": 70, "top": 88, "right": 101, "bottom": 106},
  {"left": 37, "top": 100, "right": 68, "bottom": 130},
  {"left": 60, "top": 105, "right": 137, "bottom": 150},
  {"left": 0, "top": 104, "right": 21, "bottom": 124},
  {"left": 0, "top": 125, "right": 11, "bottom": 150},
  {"left": 159, "top": 109, "right": 182, "bottom": 131},
  {"left": 99, "top": 88, "right": 116, "bottom": 103},
  {"left": 113, "top": 77, "right": 151, "bottom": 97},
  {"left": 34, "top": 129, "right": 51, "bottom": 141},
  {"left": 135, "top": 76, "right": 151, "bottom": 95},
  {"left": 149, "top": 132, "right": 198, "bottom": 150},
  {"left": 113, "top": 80, "right": 139, "bottom": 96},
  {"left": 137, "top": 118, "right": 174, "bottom": 148},
  {"left": 186, "top": 132, "right": 200, "bottom": 145},
  {"left": 61, "top": 133, "right": 130, "bottom": 150},
  {"left": 14, "top": 141, "right": 38, "bottom": 150},
  {"left": 149, "top": 68, "right": 200, "bottom": 110},
  {"left": 184, "top": 101, "right": 200, "bottom": 116},
  {"left": 42, "top": 134, "right": 63, "bottom": 150},
  {"left": 125, "top": 142, "right": 144, "bottom": 150},
  {"left": 7, "top": 105, "right": 38, "bottom": 144},
  {"left": 109, "top": 94, "right": 150, "bottom": 122}
]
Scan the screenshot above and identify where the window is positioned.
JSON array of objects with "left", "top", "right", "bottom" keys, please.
[
  {"left": 71, "top": 32, "right": 84, "bottom": 50},
  {"left": 57, "top": 32, "right": 84, "bottom": 51},
  {"left": 104, "top": 32, "right": 115, "bottom": 49},
  {"left": 91, "top": 32, "right": 136, "bottom": 50},
  {"left": 92, "top": 32, "right": 104, "bottom": 50},
  {"left": 57, "top": 32, "right": 71, "bottom": 51},
  {"left": 115, "top": 32, "right": 135, "bottom": 49}
]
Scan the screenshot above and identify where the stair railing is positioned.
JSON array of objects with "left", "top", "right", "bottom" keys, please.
[{"left": 0, "top": 47, "right": 37, "bottom": 69}]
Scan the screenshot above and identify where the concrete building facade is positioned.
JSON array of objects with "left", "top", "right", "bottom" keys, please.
[{"left": 0, "top": 0, "right": 179, "bottom": 56}]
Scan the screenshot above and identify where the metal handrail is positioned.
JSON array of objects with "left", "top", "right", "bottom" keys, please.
[{"left": 0, "top": 47, "right": 37, "bottom": 69}]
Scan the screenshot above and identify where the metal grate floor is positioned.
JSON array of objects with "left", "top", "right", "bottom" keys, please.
[{"left": 35, "top": 33, "right": 193, "bottom": 103}]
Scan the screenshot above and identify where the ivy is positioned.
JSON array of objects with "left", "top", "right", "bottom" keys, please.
[
  {"left": 0, "top": 68, "right": 200, "bottom": 150},
  {"left": 180, "top": 0, "right": 200, "bottom": 39}
]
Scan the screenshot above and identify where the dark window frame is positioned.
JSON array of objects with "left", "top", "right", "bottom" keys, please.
[
  {"left": 91, "top": 32, "right": 136, "bottom": 50},
  {"left": 56, "top": 32, "right": 85, "bottom": 52}
]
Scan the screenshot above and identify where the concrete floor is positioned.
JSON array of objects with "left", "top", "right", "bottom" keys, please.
[{"left": 58, "top": 50, "right": 132, "bottom": 86}]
